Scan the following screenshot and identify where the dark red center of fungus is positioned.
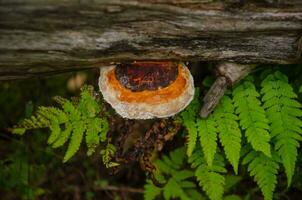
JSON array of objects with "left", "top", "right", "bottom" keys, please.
[{"left": 115, "top": 62, "right": 179, "bottom": 92}]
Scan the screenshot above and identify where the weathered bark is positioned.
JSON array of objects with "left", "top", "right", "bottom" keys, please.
[{"left": 0, "top": 0, "right": 301, "bottom": 80}]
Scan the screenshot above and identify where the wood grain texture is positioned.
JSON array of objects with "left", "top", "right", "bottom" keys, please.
[{"left": 0, "top": 0, "right": 301, "bottom": 80}]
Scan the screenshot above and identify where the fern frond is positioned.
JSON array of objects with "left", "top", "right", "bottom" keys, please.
[
  {"left": 156, "top": 148, "right": 185, "bottom": 173},
  {"left": 145, "top": 147, "right": 201, "bottom": 200},
  {"left": 12, "top": 86, "right": 109, "bottom": 163},
  {"left": 169, "top": 147, "right": 186, "bottom": 168},
  {"left": 181, "top": 88, "right": 200, "bottom": 157},
  {"left": 101, "top": 143, "right": 119, "bottom": 168},
  {"left": 196, "top": 116, "right": 217, "bottom": 167},
  {"left": 144, "top": 181, "right": 162, "bottom": 200},
  {"left": 163, "top": 178, "right": 191, "bottom": 200},
  {"left": 232, "top": 78, "right": 271, "bottom": 157},
  {"left": 261, "top": 71, "right": 302, "bottom": 186},
  {"left": 242, "top": 151, "right": 279, "bottom": 200},
  {"left": 63, "top": 120, "right": 86, "bottom": 162},
  {"left": 213, "top": 96, "right": 241, "bottom": 174},
  {"left": 189, "top": 148, "right": 226, "bottom": 200}
]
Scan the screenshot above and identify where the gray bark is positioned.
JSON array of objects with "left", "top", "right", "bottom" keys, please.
[{"left": 0, "top": 0, "right": 301, "bottom": 80}]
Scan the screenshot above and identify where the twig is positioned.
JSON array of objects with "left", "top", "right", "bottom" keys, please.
[
  {"left": 94, "top": 185, "right": 144, "bottom": 194},
  {"left": 200, "top": 62, "right": 256, "bottom": 118}
]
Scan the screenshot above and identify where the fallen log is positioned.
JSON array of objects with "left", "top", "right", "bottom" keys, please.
[{"left": 0, "top": 0, "right": 301, "bottom": 80}]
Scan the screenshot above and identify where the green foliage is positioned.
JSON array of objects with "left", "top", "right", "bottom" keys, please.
[
  {"left": 144, "top": 147, "right": 204, "bottom": 200},
  {"left": 6, "top": 70, "right": 302, "bottom": 200},
  {"left": 261, "top": 71, "right": 302, "bottom": 186},
  {"left": 196, "top": 116, "right": 217, "bottom": 167},
  {"left": 101, "top": 143, "right": 120, "bottom": 168},
  {"left": 179, "top": 71, "right": 302, "bottom": 200},
  {"left": 213, "top": 96, "right": 241, "bottom": 174},
  {"left": 12, "top": 86, "right": 109, "bottom": 162},
  {"left": 180, "top": 88, "right": 201, "bottom": 157},
  {"left": 242, "top": 150, "right": 279, "bottom": 200},
  {"left": 189, "top": 147, "right": 226, "bottom": 200},
  {"left": 182, "top": 95, "right": 242, "bottom": 173},
  {"left": 144, "top": 182, "right": 162, "bottom": 200},
  {"left": 232, "top": 77, "right": 271, "bottom": 157},
  {"left": 0, "top": 154, "right": 46, "bottom": 200}
]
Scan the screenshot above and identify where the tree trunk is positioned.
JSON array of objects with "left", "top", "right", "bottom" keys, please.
[{"left": 0, "top": 0, "right": 301, "bottom": 80}]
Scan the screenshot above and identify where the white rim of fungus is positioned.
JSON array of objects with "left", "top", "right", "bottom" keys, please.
[{"left": 98, "top": 63, "right": 195, "bottom": 119}]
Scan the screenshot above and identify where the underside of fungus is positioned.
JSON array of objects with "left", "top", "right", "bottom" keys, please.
[{"left": 98, "top": 61, "right": 194, "bottom": 119}]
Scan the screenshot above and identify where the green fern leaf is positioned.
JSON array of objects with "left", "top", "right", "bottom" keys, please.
[
  {"left": 63, "top": 120, "right": 86, "bottom": 162},
  {"left": 12, "top": 108, "right": 51, "bottom": 133},
  {"left": 233, "top": 78, "right": 271, "bottom": 157},
  {"left": 242, "top": 151, "right": 279, "bottom": 200},
  {"left": 38, "top": 106, "right": 68, "bottom": 124},
  {"left": 47, "top": 117, "right": 61, "bottom": 144},
  {"left": 156, "top": 158, "right": 174, "bottom": 175},
  {"left": 169, "top": 147, "right": 186, "bottom": 167},
  {"left": 78, "top": 86, "right": 100, "bottom": 118},
  {"left": 189, "top": 148, "right": 226, "bottom": 200},
  {"left": 146, "top": 148, "right": 201, "bottom": 200},
  {"left": 196, "top": 116, "right": 217, "bottom": 167},
  {"left": 52, "top": 122, "right": 72, "bottom": 148},
  {"left": 99, "top": 119, "right": 109, "bottom": 142},
  {"left": 181, "top": 88, "right": 200, "bottom": 157},
  {"left": 163, "top": 178, "right": 190, "bottom": 200},
  {"left": 11, "top": 86, "right": 109, "bottom": 163},
  {"left": 86, "top": 118, "right": 102, "bottom": 156},
  {"left": 63, "top": 101, "right": 81, "bottom": 122},
  {"left": 101, "top": 143, "right": 119, "bottom": 168},
  {"left": 144, "top": 181, "right": 162, "bottom": 200},
  {"left": 154, "top": 148, "right": 186, "bottom": 174},
  {"left": 261, "top": 71, "right": 302, "bottom": 186},
  {"left": 174, "top": 170, "right": 195, "bottom": 181},
  {"left": 213, "top": 96, "right": 241, "bottom": 174},
  {"left": 11, "top": 128, "right": 26, "bottom": 135},
  {"left": 163, "top": 178, "right": 180, "bottom": 200}
]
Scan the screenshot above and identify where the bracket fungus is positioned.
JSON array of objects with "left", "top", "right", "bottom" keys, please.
[{"left": 99, "top": 61, "right": 194, "bottom": 119}]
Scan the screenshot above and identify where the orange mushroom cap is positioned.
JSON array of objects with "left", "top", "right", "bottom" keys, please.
[{"left": 99, "top": 61, "right": 194, "bottom": 119}]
